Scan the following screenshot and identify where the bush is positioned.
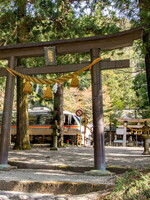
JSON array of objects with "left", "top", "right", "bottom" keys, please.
[{"left": 105, "top": 170, "right": 150, "bottom": 200}]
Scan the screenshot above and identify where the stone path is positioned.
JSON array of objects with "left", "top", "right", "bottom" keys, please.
[
  {"left": 0, "top": 190, "right": 69, "bottom": 200},
  {"left": 0, "top": 190, "right": 102, "bottom": 200}
]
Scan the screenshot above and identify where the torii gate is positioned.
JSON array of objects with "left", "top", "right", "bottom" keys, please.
[{"left": 0, "top": 26, "right": 143, "bottom": 172}]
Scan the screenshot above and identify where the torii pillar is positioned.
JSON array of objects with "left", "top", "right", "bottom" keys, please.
[
  {"left": 0, "top": 56, "right": 16, "bottom": 166},
  {"left": 91, "top": 49, "right": 106, "bottom": 171}
]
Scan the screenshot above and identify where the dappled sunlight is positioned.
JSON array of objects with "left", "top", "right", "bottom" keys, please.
[
  {"left": 0, "top": 168, "right": 114, "bottom": 185},
  {"left": 7, "top": 146, "right": 150, "bottom": 171},
  {"left": 35, "top": 170, "right": 79, "bottom": 176},
  {"left": 1, "top": 146, "right": 149, "bottom": 190},
  {"left": 107, "top": 153, "right": 149, "bottom": 157}
]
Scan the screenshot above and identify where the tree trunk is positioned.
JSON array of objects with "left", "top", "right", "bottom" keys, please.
[
  {"left": 13, "top": 0, "right": 31, "bottom": 150},
  {"left": 143, "top": 33, "right": 150, "bottom": 103},
  {"left": 139, "top": 0, "right": 150, "bottom": 103},
  {"left": 14, "top": 77, "right": 31, "bottom": 150},
  {"left": 54, "top": 83, "right": 64, "bottom": 147}
]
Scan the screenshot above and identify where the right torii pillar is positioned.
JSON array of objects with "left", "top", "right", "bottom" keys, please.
[{"left": 91, "top": 48, "right": 106, "bottom": 171}]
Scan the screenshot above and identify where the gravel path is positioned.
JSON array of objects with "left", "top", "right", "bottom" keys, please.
[
  {"left": 0, "top": 146, "right": 149, "bottom": 200},
  {"left": 8, "top": 146, "right": 150, "bottom": 170}
]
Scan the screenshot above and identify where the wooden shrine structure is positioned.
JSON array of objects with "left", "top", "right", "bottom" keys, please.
[
  {"left": 0, "top": 26, "right": 143, "bottom": 171},
  {"left": 116, "top": 118, "right": 150, "bottom": 154}
]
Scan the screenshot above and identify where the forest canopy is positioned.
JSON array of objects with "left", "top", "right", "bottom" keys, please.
[{"left": 0, "top": 0, "right": 149, "bottom": 122}]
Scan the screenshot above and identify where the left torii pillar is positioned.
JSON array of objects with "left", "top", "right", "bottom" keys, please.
[{"left": 0, "top": 56, "right": 16, "bottom": 167}]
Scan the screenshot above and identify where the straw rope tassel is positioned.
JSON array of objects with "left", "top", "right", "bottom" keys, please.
[
  {"left": 43, "top": 86, "right": 53, "bottom": 99},
  {"left": 23, "top": 81, "right": 32, "bottom": 94},
  {"left": 70, "top": 75, "right": 79, "bottom": 87}
]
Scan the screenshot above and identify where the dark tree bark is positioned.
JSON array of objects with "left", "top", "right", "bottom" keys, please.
[
  {"left": 54, "top": 83, "right": 64, "bottom": 147},
  {"left": 143, "top": 33, "right": 150, "bottom": 103},
  {"left": 14, "top": 77, "right": 31, "bottom": 150},
  {"left": 139, "top": 0, "right": 150, "bottom": 103},
  {"left": 13, "top": 0, "right": 31, "bottom": 150}
]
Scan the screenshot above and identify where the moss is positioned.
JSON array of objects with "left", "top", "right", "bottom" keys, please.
[
  {"left": 13, "top": 143, "right": 32, "bottom": 150},
  {"left": 22, "top": 143, "right": 32, "bottom": 150}
]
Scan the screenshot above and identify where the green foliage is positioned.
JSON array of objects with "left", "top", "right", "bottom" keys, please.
[
  {"left": 103, "top": 69, "right": 137, "bottom": 111},
  {"left": 133, "top": 72, "right": 149, "bottom": 108},
  {"left": 105, "top": 170, "right": 150, "bottom": 200},
  {"left": 0, "top": 0, "right": 149, "bottom": 117},
  {"left": 78, "top": 71, "right": 91, "bottom": 90}
]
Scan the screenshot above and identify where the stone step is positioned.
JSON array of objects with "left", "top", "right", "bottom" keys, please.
[{"left": 0, "top": 180, "right": 112, "bottom": 195}]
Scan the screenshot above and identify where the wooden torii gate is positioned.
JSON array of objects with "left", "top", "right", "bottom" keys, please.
[{"left": 0, "top": 26, "right": 143, "bottom": 172}]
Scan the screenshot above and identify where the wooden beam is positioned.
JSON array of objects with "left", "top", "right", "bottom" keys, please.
[
  {"left": 0, "top": 59, "right": 130, "bottom": 77},
  {"left": 117, "top": 118, "right": 150, "bottom": 123},
  {"left": 0, "top": 27, "right": 143, "bottom": 59}
]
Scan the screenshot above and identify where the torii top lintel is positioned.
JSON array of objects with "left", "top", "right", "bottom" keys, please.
[{"left": 0, "top": 26, "right": 143, "bottom": 60}]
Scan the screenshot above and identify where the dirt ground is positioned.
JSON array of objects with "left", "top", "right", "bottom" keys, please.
[
  {"left": 8, "top": 145, "right": 150, "bottom": 171},
  {"left": 0, "top": 145, "right": 149, "bottom": 200}
]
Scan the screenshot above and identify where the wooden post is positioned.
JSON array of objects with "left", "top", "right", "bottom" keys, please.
[
  {"left": 0, "top": 56, "right": 16, "bottom": 164},
  {"left": 91, "top": 49, "right": 106, "bottom": 170},
  {"left": 123, "top": 122, "right": 127, "bottom": 147},
  {"left": 83, "top": 113, "right": 87, "bottom": 146}
]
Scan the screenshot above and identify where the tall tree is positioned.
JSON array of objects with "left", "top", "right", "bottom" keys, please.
[
  {"left": 15, "top": 0, "right": 31, "bottom": 150},
  {"left": 0, "top": 0, "right": 32, "bottom": 149},
  {"left": 53, "top": 83, "right": 64, "bottom": 147},
  {"left": 139, "top": 0, "right": 150, "bottom": 103},
  {"left": 103, "top": 0, "right": 150, "bottom": 103}
]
